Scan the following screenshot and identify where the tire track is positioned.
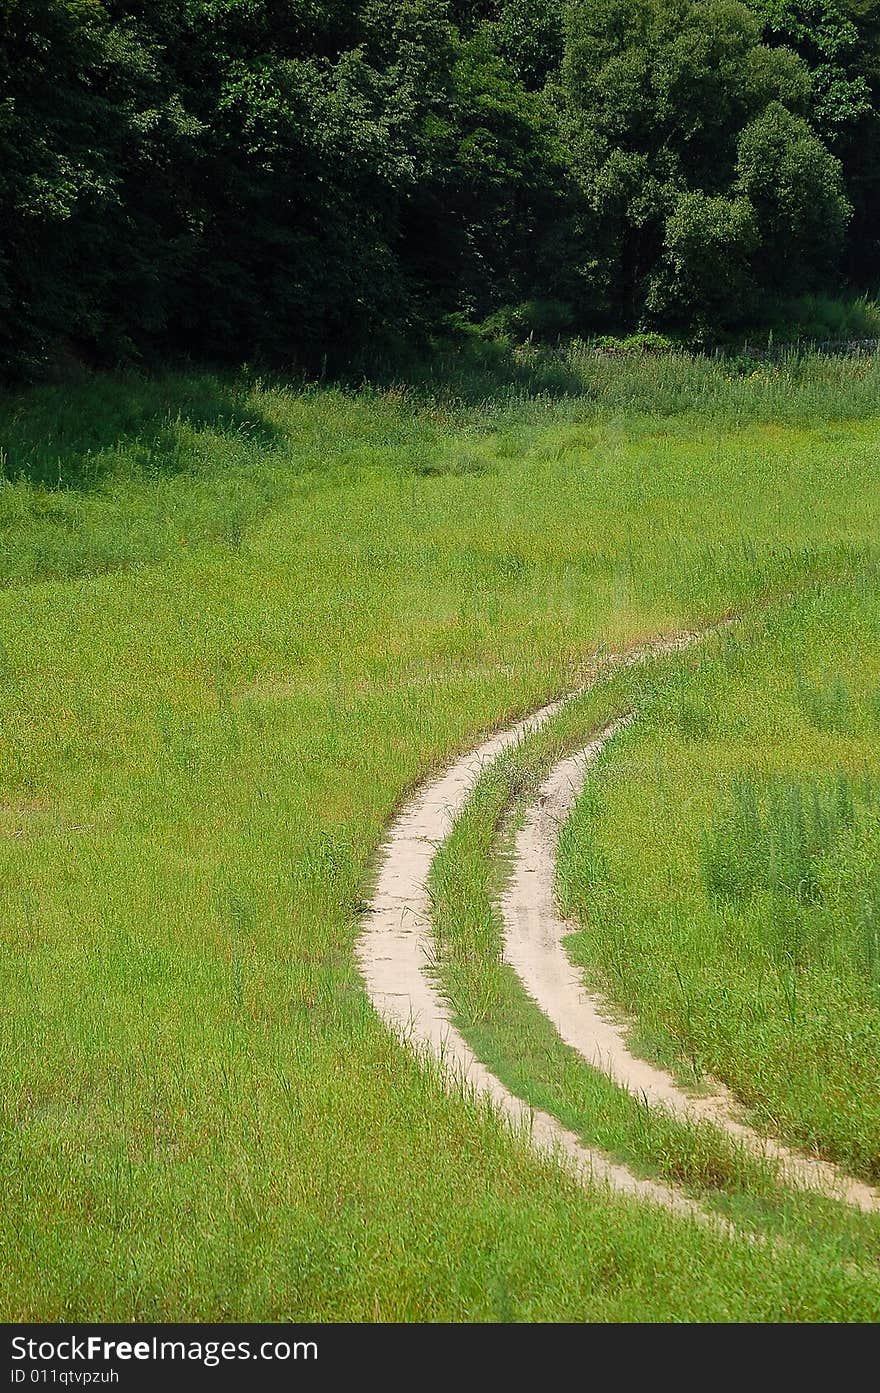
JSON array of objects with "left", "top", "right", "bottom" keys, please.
[{"left": 358, "top": 632, "right": 719, "bottom": 1220}]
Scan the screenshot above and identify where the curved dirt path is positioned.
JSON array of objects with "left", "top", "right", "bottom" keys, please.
[
  {"left": 502, "top": 728, "right": 880, "bottom": 1213},
  {"left": 357, "top": 694, "right": 703, "bottom": 1217}
]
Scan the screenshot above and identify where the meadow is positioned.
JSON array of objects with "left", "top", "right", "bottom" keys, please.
[
  {"left": 2, "top": 345, "right": 880, "bottom": 1319},
  {"left": 558, "top": 579, "right": 880, "bottom": 1180}
]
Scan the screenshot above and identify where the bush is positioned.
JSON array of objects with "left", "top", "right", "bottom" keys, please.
[{"left": 649, "top": 193, "right": 759, "bottom": 327}]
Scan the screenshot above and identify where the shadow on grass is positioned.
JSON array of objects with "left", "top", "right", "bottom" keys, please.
[
  {"left": 0, "top": 369, "right": 284, "bottom": 491},
  {"left": 353, "top": 332, "right": 590, "bottom": 405}
]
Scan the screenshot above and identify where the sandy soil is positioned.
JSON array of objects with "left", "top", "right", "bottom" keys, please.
[{"left": 357, "top": 695, "right": 702, "bottom": 1216}]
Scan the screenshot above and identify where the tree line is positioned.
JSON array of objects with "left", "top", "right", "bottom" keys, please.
[{"left": 2, "top": 0, "right": 879, "bottom": 378}]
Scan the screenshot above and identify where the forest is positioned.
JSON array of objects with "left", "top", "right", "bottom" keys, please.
[
  {"left": 6, "top": 0, "right": 880, "bottom": 1332},
  {"left": 3, "top": 0, "right": 879, "bottom": 379}
]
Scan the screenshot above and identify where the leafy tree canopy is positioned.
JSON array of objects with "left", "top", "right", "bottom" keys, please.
[{"left": 0, "top": 0, "right": 876, "bottom": 375}]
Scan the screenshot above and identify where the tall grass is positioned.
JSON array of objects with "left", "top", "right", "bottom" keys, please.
[
  {"left": 702, "top": 772, "right": 870, "bottom": 906},
  {"left": 2, "top": 352, "right": 880, "bottom": 1317},
  {"left": 3, "top": 347, "right": 880, "bottom": 590},
  {"left": 428, "top": 666, "right": 880, "bottom": 1267},
  {"left": 560, "top": 581, "right": 880, "bottom": 1180}
]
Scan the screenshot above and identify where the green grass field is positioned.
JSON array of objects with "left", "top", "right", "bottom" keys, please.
[
  {"left": 2, "top": 347, "right": 880, "bottom": 1319},
  {"left": 558, "top": 579, "right": 880, "bottom": 1180}
]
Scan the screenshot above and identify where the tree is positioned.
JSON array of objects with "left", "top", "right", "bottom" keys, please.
[
  {"left": 399, "top": 26, "right": 566, "bottom": 320},
  {"left": 746, "top": 0, "right": 880, "bottom": 281},
  {"left": 558, "top": 0, "right": 851, "bottom": 327},
  {"left": 649, "top": 192, "right": 759, "bottom": 325},
  {"left": 495, "top": 0, "right": 566, "bottom": 90},
  {"left": 0, "top": 0, "right": 874, "bottom": 376},
  {"left": 747, "top": 0, "right": 871, "bottom": 132},
  {"left": 735, "top": 101, "right": 851, "bottom": 285},
  {"left": 0, "top": 1, "right": 196, "bottom": 372}
]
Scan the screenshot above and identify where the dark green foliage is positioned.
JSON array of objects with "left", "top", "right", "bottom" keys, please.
[
  {"left": 559, "top": 0, "right": 853, "bottom": 328},
  {"left": 736, "top": 103, "right": 851, "bottom": 282},
  {"left": 0, "top": 1, "right": 461, "bottom": 373},
  {"left": 1, "top": 0, "right": 879, "bottom": 377},
  {"left": 652, "top": 193, "right": 760, "bottom": 326},
  {"left": 748, "top": 0, "right": 872, "bottom": 132},
  {"left": 495, "top": 0, "right": 566, "bottom": 89},
  {"left": 745, "top": 0, "right": 880, "bottom": 281}
]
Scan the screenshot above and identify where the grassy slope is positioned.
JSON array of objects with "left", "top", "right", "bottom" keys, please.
[
  {"left": 559, "top": 579, "right": 880, "bottom": 1181},
  {"left": 429, "top": 636, "right": 880, "bottom": 1273},
  {"left": 1, "top": 351, "right": 880, "bottom": 1318}
]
